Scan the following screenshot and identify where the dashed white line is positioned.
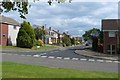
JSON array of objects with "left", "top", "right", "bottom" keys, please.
[
  {"left": 13, "top": 54, "right": 18, "bottom": 55},
  {"left": 80, "top": 58, "right": 87, "bottom": 61},
  {"left": 105, "top": 60, "right": 112, "bottom": 63},
  {"left": 54, "top": 51, "right": 58, "bottom": 52},
  {"left": 33, "top": 55, "right": 40, "bottom": 57},
  {"left": 88, "top": 59, "right": 95, "bottom": 62},
  {"left": 21, "top": 55, "right": 25, "bottom": 56},
  {"left": 7, "top": 54, "right": 12, "bottom": 55},
  {"left": 56, "top": 57, "right": 62, "bottom": 59},
  {"left": 97, "top": 60, "right": 104, "bottom": 62},
  {"left": 2, "top": 53, "right": 6, "bottom": 54},
  {"left": 40, "top": 53, "right": 46, "bottom": 55},
  {"left": 64, "top": 57, "right": 70, "bottom": 60},
  {"left": 72, "top": 58, "right": 79, "bottom": 60},
  {"left": 113, "top": 61, "right": 119, "bottom": 63},
  {"left": 41, "top": 56, "right": 47, "bottom": 58},
  {"left": 26, "top": 55, "right": 31, "bottom": 57},
  {"left": 48, "top": 56, "right": 55, "bottom": 59}
]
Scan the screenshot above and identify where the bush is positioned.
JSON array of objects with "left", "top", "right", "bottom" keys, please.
[
  {"left": 17, "top": 21, "right": 36, "bottom": 48},
  {"left": 36, "top": 40, "right": 44, "bottom": 47}
]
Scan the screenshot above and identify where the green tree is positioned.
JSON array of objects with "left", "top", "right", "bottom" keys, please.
[
  {"left": 82, "top": 28, "right": 101, "bottom": 51},
  {"left": 70, "top": 37, "right": 75, "bottom": 46},
  {"left": 82, "top": 28, "right": 100, "bottom": 41},
  {"left": 62, "top": 33, "right": 71, "bottom": 46},
  {"left": 1, "top": 0, "right": 72, "bottom": 19},
  {"left": 34, "top": 26, "right": 46, "bottom": 40},
  {"left": 17, "top": 21, "right": 35, "bottom": 48}
]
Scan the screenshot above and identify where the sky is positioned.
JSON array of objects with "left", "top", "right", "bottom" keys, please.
[{"left": 3, "top": 1, "right": 118, "bottom": 37}]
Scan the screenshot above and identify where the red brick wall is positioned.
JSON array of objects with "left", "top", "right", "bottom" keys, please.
[
  {"left": 0, "top": 23, "right": 8, "bottom": 46},
  {"left": 103, "top": 32, "right": 117, "bottom": 53}
]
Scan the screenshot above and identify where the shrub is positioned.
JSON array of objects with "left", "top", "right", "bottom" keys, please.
[
  {"left": 17, "top": 21, "right": 36, "bottom": 48},
  {"left": 36, "top": 40, "right": 44, "bottom": 47}
]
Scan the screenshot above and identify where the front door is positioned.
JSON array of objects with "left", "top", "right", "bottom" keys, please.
[{"left": 107, "top": 44, "right": 116, "bottom": 54}]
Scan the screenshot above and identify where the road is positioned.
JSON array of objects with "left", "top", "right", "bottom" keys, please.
[{"left": 2, "top": 46, "right": 119, "bottom": 73}]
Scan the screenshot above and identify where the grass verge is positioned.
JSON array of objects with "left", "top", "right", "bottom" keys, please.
[
  {"left": 1, "top": 45, "right": 59, "bottom": 51},
  {"left": 2, "top": 62, "right": 118, "bottom": 78}
]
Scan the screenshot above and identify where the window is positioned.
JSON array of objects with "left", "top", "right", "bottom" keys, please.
[
  {"left": 3, "top": 34, "right": 6, "bottom": 37},
  {"left": 108, "top": 31, "right": 115, "bottom": 37},
  {"left": 13, "top": 25, "right": 16, "bottom": 29}
]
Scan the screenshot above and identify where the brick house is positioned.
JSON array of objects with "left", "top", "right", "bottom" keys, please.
[
  {"left": 102, "top": 19, "right": 120, "bottom": 54},
  {"left": 0, "top": 15, "right": 20, "bottom": 46}
]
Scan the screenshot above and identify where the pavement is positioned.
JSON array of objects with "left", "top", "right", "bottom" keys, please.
[{"left": 75, "top": 49, "right": 119, "bottom": 61}]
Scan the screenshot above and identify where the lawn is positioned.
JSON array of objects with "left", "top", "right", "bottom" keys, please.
[
  {"left": 32, "top": 45, "right": 59, "bottom": 50},
  {"left": 2, "top": 62, "right": 118, "bottom": 78},
  {"left": 1, "top": 45, "right": 59, "bottom": 51}
]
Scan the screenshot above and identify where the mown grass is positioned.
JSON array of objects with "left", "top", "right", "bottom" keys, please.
[
  {"left": 1, "top": 45, "right": 59, "bottom": 51},
  {"left": 32, "top": 45, "right": 59, "bottom": 50},
  {"left": 2, "top": 62, "right": 118, "bottom": 78}
]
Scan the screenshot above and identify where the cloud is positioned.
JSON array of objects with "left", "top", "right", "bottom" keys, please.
[{"left": 3, "top": 2, "right": 118, "bottom": 37}]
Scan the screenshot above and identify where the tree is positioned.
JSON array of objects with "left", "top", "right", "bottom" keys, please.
[
  {"left": 62, "top": 32, "right": 71, "bottom": 46},
  {"left": 70, "top": 37, "right": 75, "bottom": 46},
  {"left": 17, "top": 21, "right": 35, "bottom": 48},
  {"left": 82, "top": 28, "right": 101, "bottom": 51},
  {"left": 34, "top": 26, "right": 46, "bottom": 40},
  {"left": 82, "top": 28, "right": 100, "bottom": 41},
  {"left": 1, "top": 0, "right": 72, "bottom": 19},
  {"left": 34, "top": 26, "right": 46, "bottom": 44}
]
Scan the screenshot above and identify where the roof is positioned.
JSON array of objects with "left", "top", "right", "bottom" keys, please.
[
  {"left": 0, "top": 15, "right": 19, "bottom": 26},
  {"left": 102, "top": 19, "right": 120, "bottom": 30}
]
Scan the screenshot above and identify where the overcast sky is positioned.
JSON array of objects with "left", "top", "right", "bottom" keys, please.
[{"left": 3, "top": 2, "right": 118, "bottom": 37}]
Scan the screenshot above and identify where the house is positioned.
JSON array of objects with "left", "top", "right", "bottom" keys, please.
[
  {"left": 45, "top": 27, "right": 63, "bottom": 45},
  {"left": 0, "top": 15, "right": 20, "bottom": 46},
  {"left": 74, "top": 37, "right": 83, "bottom": 43},
  {"left": 102, "top": 19, "right": 120, "bottom": 54}
]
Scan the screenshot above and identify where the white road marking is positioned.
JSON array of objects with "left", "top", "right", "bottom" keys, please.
[
  {"left": 26, "top": 55, "right": 31, "bottom": 57},
  {"left": 88, "top": 59, "right": 95, "bottom": 62},
  {"left": 40, "top": 53, "right": 46, "bottom": 55},
  {"left": 97, "top": 60, "right": 104, "bottom": 62},
  {"left": 80, "top": 58, "right": 87, "bottom": 61},
  {"left": 2, "top": 53, "right": 6, "bottom": 54},
  {"left": 72, "top": 58, "right": 79, "bottom": 60},
  {"left": 56, "top": 57, "right": 62, "bottom": 59},
  {"left": 33, "top": 55, "right": 40, "bottom": 57},
  {"left": 26, "top": 51, "right": 30, "bottom": 52},
  {"left": 48, "top": 56, "right": 55, "bottom": 59},
  {"left": 41, "top": 56, "right": 47, "bottom": 58},
  {"left": 50, "top": 52, "right": 53, "bottom": 53},
  {"left": 64, "top": 57, "right": 70, "bottom": 60},
  {"left": 113, "top": 61, "right": 119, "bottom": 63},
  {"left": 105, "top": 60, "right": 112, "bottom": 63},
  {"left": 13, "top": 54, "right": 18, "bottom": 55},
  {"left": 7, "top": 54, "right": 12, "bottom": 55},
  {"left": 54, "top": 51, "right": 58, "bottom": 53},
  {"left": 21, "top": 55, "right": 25, "bottom": 56}
]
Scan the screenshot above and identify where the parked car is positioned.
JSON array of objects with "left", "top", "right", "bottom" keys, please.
[{"left": 85, "top": 41, "right": 92, "bottom": 47}]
